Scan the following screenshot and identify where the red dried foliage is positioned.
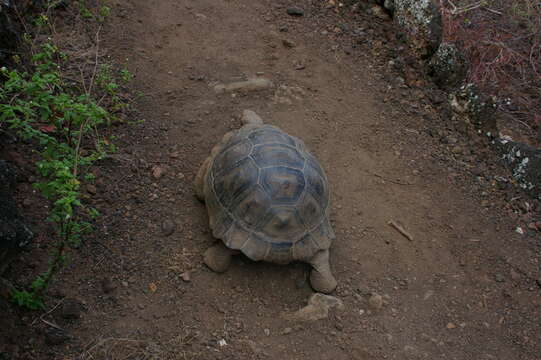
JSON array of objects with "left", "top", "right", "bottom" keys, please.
[{"left": 441, "top": 0, "right": 541, "bottom": 144}]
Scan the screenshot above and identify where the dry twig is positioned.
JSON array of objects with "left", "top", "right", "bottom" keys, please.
[{"left": 388, "top": 220, "right": 414, "bottom": 241}]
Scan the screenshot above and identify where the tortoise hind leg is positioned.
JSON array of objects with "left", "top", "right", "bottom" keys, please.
[
  {"left": 309, "top": 249, "right": 337, "bottom": 294},
  {"left": 204, "top": 242, "right": 235, "bottom": 273}
]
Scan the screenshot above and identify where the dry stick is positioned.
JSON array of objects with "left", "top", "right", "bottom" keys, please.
[
  {"left": 485, "top": 7, "right": 503, "bottom": 15},
  {"left": 87, "top": 25, "right": 102, "bottom": 97},
  {"left": 388, "top": 220, "right": 414, "bottom": 241},
  {"left": 31, "top": 298, "right": 67, "bottom": 331},
  {"left": 40, "top": 317, "right": 65, "bottom": 331},
  {"left": 80, "top": 65, "right": 89, "bottom": 94},
  {"left": 30, "top": 297, "right": 65, "bottom": 326},
  {"left": 74, "top": 24, "right": 103, "bottom": 177}
]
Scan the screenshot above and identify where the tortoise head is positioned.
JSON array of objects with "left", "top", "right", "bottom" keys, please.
[{"left": 241, "top": 110, "right": 264, "bottom": 126}]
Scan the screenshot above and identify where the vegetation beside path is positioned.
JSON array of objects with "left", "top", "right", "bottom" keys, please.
[{"left": 0, "top": 0, "right": 132, "bottom": 309}]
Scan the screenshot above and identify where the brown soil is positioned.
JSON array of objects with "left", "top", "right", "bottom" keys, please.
[{"left": 2, "top": 0, "right": 541, "bottom": 359}]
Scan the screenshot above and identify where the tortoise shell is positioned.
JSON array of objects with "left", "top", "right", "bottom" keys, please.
[{"left": 204, "top": 124, "right": 334, "bottom": 264}]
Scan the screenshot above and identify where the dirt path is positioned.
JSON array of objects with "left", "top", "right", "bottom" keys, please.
[{"left": 42, "top": 0, "right": 540, "bottom": 359}]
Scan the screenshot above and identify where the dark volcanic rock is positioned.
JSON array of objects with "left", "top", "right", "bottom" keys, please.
[
  {"left": 0, "top": 160, "right": 33, "bottom": 275},
  {"left": 391, "top": 0, "right": 442, "bottom": 57},
  {"left": 449, "top": 83, "right": 498, "bottom": 136},
  {"left": 428, "top": 42, "right": 467, "bottom": 89},
  {"left": 0, "top": 2, "right": 20, "bottom": 63},
  {"left": 494, "top": 139, "right": 541, "bottom": 200},
  {"left": 286, "top": 7, "right": 304, "bottom": 16}
]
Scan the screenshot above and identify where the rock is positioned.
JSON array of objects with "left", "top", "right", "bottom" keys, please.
[
  {"left": 284, "top": 293, "right": 344, "bottom": 321},
  {"left": 161, "top": 219, "right": 176, "bottom": 236},
  {"left": 282, "top": 327, "right": 293, "bottom": 335},
  {"left": 0, "top": 2, "right": 22, "bottom": 64},
  {"left": 471, "top": 167, "right": 483, "bottom": 176},
  {"left": 60, "top": 298, "right": 84, "bottom": 319},
  {"left": 180, "top": 272, "right": 191, "bottom": 282},
  {"left": 446, "top": 322, "right": 456, "bottom": 329},
  {"left": 282, "top": 39, "right": 296, "bottom": 48},
  {"left": 294, "top": 62, "right": 306, "bottom": 70},
  {"left": 450, "top": 83, "right": 498, "bottom": 136},
  {"left": 101, "top": 278, "right": 116, "bottom": 294},
  {"left": 370, "top": 5, "right": 391, "bottom": 20},
  {"left": 151, "top": 165, "right": 166, "bottom": 179},
  {"left": 214, "top": 78, "right": 273, "bottom": 93},
  {"left": 86, "top": 184, "right": 97, "bottom": 195},
  {"left": 428, "top": 42, "right": 467, "bottom": 89},
  {"left": 384, "top": 0, "right": 395, "bottom": 14},
  {"left": 286, "top": 7, "right": 304, "bottom": 16},
  {"left": 494, "top": 138, "right": 541, "bottom": 200},
  {"left": 494, "top": 273, "right": 505, "bottom": 283},
  {"left": 0, "top": 160, "right": 33, "bottom": 275},
  {"left": 368, "top": 293, "right": 384, "bottom": 310},
  {"left": 392, "top": 0, "right": 442, "bottom": 57}
]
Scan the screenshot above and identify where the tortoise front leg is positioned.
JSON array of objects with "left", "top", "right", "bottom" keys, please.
[
  {"left": 203, "top": 242, "right": 236, "bottom": 273},
  {"left": 309, "top": 249, "right": 337, "bottom": 294}
]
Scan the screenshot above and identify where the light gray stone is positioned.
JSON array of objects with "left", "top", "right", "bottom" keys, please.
[
  {"left": 214, "top": 78, "right": 273, "bottom": 93},
  {"left": 284, "top": 293, "right": 344, "bottom": 321}
]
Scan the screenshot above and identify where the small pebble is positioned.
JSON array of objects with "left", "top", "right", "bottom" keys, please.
[
  {"left": 86, "top": 184, "right": 97, "bottom": 195},
  {"left": 151, "top": 165, "right": 166, "bottom": 179},
  {"left": 282, "top": 39, "right": 296, "bottom": 48},
  {"left": 161, "top": 219, "right": 176, "bottom": 236},
  {"left": 180, "top": 272, "right": 191, "bottom": 282},
  {"left": 286, "top": 7, "right": 304, "bottom": 16},
  {"left": 368, "top": 293, "right": 384, "bottom": 310}
]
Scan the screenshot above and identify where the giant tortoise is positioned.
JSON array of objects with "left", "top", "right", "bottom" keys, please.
[{"left": 195, "top": 111, "right": 337, "bottom": 293}]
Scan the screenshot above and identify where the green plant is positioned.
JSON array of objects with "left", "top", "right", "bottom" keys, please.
[
  {"left": 98, "top": 5, "right": 111, "bottom": 22},
  {"left": 96, "top": 63, "right": 132, "bottom": 113},
  {"left": 120, "top": 67, "right": 133, "bottom": 83},
  {"left": 77, "top": 1, "right": 111, "bottom": 22},
  {"left": 0, "top": 39, "right": 124, "bottom": 309},
  {"left": 78, "top": 1, "right": 94, "bottom": 19}
]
